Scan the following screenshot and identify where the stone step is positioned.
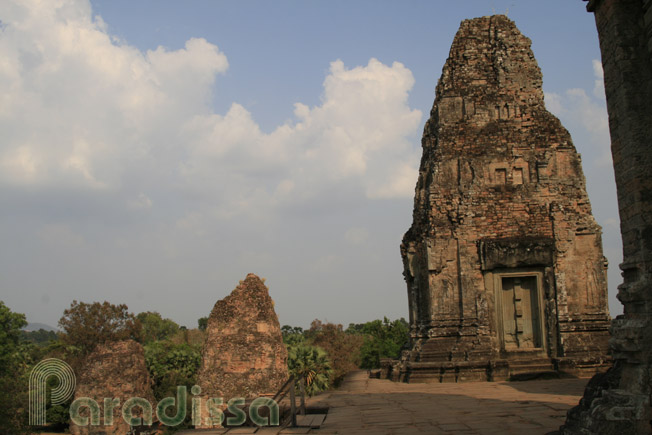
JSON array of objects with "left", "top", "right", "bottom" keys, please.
[
  {"left": 509, "top": 363, "right": 555, "bottom": 373},
  {"left": 508, "top": 358, "right": 554, "bottom": 367},
  {"left": 507, "top": 358, "right": 556, "bottom": 379},
  {"left": 296, "top": 414, "right": 326, "bottom": 428}
]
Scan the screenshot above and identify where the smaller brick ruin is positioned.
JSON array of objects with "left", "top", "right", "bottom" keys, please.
[
  {"left": 69, "top": 340, "right": 156, "bottom": 435},
  {"left": 196, "top": 273, "right": 288, "bottom": 428},
  {"left": 395, "top": 15, "right": 611, "bottom": 383}
]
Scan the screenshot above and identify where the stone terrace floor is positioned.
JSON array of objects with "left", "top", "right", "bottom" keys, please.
[{"left": 184, "top": 370, "right": 588, "bottom": 434}]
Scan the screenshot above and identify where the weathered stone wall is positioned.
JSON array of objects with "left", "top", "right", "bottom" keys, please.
[
  {"left": 399, "top": 15, "right": 611, "bottom": 382},
  {"left": 561, "top": 0, "right": 652, "bottom": 433},
  {"left": 196, "top": 273, "right": 288, "bottom": 428},
  {"left": 69, "top": 340, "right": 156, "bottom": 435}
]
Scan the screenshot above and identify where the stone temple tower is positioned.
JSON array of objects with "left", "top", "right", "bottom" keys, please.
[{"left": 398, "top": 15, "right": 611, "bottom": 382}]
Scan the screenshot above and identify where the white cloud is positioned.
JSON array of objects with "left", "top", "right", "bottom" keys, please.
[
  {"left": 544, "top": 59, "right": 622, "bottom": 316},
  {"left": 0, "top": 0, "right": 421, "bottom": 217},
  {"left": 177, "top": 58, "right": 422, "bottom": 212},
  {"left": 368, "top": 161, "right": 418, "bottom": 199},
  {"left": 592, "top": 59, "right": 603, "bottom": 79},
  {"left": 0, "top": 0, "right": 228, "bottom": 189},
  {"left": 592, "top": 59, "right": 606, "bottom": 99},
  {"left": 0, "top": 0, "right": 423, "bottom": 329},
  {"left": 544, "top": 61, "right": 611, "bottom": 168},
  {"left": 543, "top": 92, "right": 563, "bottom": 116},
  {"left": 38, "top": 223, "right": 86, "bottom": 248},
  {"left": 603, "top": 217, "right": 619, "bottom": 229},
  {"left": 344, "top": 227, "right": 369, "bottom": 245},
  {"left": 127, "top": 193, "right": 153, "bottom": 210}
]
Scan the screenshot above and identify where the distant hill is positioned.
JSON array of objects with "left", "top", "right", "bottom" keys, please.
[{"left": 23, "top": 322, "right": 58, "bottom": 332}]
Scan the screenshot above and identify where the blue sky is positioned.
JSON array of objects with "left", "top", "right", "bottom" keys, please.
[{"left": 0, "top": 0, "right": 620, "bottom": 329}]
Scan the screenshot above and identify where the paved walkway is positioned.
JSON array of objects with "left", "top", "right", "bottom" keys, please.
[
  {"left": 307, "top": 370, "right": 585, "bottom": 434},
  {"left": 177, "top": 370, "right": 587, "bottom": 434}
]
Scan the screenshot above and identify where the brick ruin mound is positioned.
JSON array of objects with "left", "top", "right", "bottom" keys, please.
[
  {"left": 196, "top": 273, "right": 288, "bottom": 428},
  {"left": 69, "top": 339, "right": 156, "bottom": 435}
]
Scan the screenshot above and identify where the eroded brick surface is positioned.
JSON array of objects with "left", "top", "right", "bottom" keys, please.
[
  {"left": 69, "top": 340, "right": 156, "bottom": 435},
  {"left": 196, "top": 273, "right": 288, "bottom": 428},
  {"left": 395, "top": 15, "right": 611, "bottom": 383}
]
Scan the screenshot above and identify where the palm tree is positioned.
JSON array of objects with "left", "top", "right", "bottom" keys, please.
[{"left": 287, "top": 344, "right": 332, "bottom": 396}]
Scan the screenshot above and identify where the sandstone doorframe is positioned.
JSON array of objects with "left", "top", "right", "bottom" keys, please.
[{"left": 492, "top": 269, "right": 546, "bottom": 355}]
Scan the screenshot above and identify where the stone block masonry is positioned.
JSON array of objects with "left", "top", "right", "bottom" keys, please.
[
  {"left": 395, "top": 15, "right": 611, "bottom": 383},
  {"left": 560, "top": 0, "right": 652, "bottom": 433}
]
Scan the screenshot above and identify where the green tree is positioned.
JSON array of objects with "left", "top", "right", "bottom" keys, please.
[
  {"left": 282, "top": 324, "right": 304, "bottom": 336},
  {"left": 345, "top": 322, "right": 365, "bottom": 334},
  {"left": 310, "top": 321, "right": 363, "bottom": 386},
  {"left": 0, "top": 301, "right": 29, "bottom": 434},
  {"left": 282, "top": 324, "right": 305, "bottom": 346},
  {"left": 356, "top": 317, "right": 409, "bottom": 369},
  {"left": 144, "top": 340, "right": 202, "bottom": 432},
  {"left": 20, "top": 328, "right": 59, "bottom": 346},
  {"left": 144, "top": 341, "right": 202, "bottom": 400},
  {"left": 58, "top": 300, "right": 141, "bottom": 355},
  {"left": 287, "top": 344, "right": 332, "bottom": 396},
  {"left": 283, "top": 333, "right": 305, "bottom": 347},
  {"left": 137, "top": 311, "right": 179, "bottom": 344},
  {"left": 197, "top": 316, "right": 208, "bottom": 331},
  {"left": 0, "top": 301, "right": 27, "bottom": 372}
]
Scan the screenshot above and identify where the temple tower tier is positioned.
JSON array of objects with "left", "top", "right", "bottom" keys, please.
[{"left": 394, "top": 15, "right": 611, "bottom": 383}]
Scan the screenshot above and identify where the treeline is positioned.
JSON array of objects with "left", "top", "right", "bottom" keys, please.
[
  {"left": 281, "top": 317, "right": 410, "bottom": 395},
  {"left": 0, "top": 300, "right": 408, "bottom": 434},
  {"left": 1, "top": 300, "right": 205, "bottom": 433}
]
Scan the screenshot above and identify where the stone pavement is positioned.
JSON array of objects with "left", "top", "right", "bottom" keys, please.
[
  {"left": 307, "top": 370, "right": 586, "bottom": 434},
  {"left": 186, "top": 370, "right": 587, "bottom": 434}
]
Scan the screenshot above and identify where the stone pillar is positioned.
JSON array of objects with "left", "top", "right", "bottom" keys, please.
[{"left": 561, "top": 0, "right": 652, "bottom": 433}]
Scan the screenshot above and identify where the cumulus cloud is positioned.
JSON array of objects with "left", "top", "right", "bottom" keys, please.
[
  {"left": 0, "top": 0, "right": 229, "bottom": 192},
  {"left": 181, "top": 58, "right": 422, "bottom": 212},
  {"left": 0, "top": 0, "right": 423, "bottom": 326},
  {"left": 592, "top": 59, "right": 606, "bottom": 100},
  {"left": 344, "top": 227, "right": 369, "bottom": 245},
  {"left": 544, "top": 59, "right": 622, "bottom": 315},
  {"left": 544, "top": 60, "right": 611, "bottom": 168},
  {"left": 0, "top": 0, "right": 421, "bottom": 221}
]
